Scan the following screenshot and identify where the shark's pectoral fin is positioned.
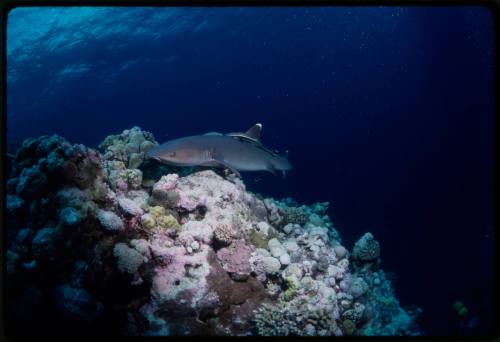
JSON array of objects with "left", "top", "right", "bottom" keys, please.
[
  {"left": 266, "top": 166, "right": 277, "bottom": 176},
  {"left": 210, "top": 157, "right": 241, "bottom": 178},
  {"left": 266, "top": 165, "right": 287, "bottom": 179}
]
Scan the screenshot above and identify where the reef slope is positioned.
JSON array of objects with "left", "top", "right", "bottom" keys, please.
[{"left": 5, "top": 127, "right": 421, "bottom": 336}]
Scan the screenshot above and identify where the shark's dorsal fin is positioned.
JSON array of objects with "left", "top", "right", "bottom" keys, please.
[
  {"left": 244, "top": 123, "right": 262, "bottom": 142},
  {"left": 227, "top": 123, "right": 262, "bottom": 143}
]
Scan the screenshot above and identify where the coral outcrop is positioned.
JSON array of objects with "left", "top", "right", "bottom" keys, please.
[{"left": 5, "top": 127, "right": 421, "bottom": 336}]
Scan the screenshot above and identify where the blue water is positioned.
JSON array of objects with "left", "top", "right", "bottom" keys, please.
[{"left": 6, "top": 6, "right": 495, "bottom": 336}]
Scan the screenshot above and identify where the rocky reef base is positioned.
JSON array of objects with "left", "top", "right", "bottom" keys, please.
[{"left": 5, "top": 127, "right": 421, "bottom": 336}]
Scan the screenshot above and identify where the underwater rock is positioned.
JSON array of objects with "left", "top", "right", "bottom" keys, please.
[
  {"left": 15, "top": 228, "right": 33, "bottom": 246},
  {"left": 7, "top": 250, "right": 21, "bottom": 275},
  {"left": 16, "top": 164, "right": 48, "bottom": 199},
  {"left": 54, "top": 284, "right": 104, "bottom": 321},
  {"left": 32, "top": 227, "right": 61, "bottom": 260},
  {"left": 6, "top": 194, "right": 26, "bottom": 215},
  {"left": 59, "top": 207, "right": 84, "bottom": 227},
  {"left": 6, "top": 194, "right": 28, "bottom": 228}
]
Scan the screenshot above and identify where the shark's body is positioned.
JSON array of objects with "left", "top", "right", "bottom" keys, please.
[{"left": 147, "top": 123, "right": 292, "bottom": 177}]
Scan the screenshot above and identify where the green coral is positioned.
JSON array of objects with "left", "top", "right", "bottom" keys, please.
[
  {"left": 145, "top": 206, "right": 181, "bottom": 231},
  {"left": 283, "top": 277, "right": 298, "bottom": 301}
]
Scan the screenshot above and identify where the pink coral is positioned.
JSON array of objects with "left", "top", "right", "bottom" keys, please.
[
  {"left": 216, "top": 239, "right": 254, "bottom": 280},
  {"left": 159, "top": 174, "right": 179, "bottom": 191},
  {"left": 116, "top": 179, "right": 128, "bottom": 192},
  {"left": 150, "top": 245, "right": 210, "bottom": 308},
  {"left": 177, "top": 191, "right": 199, "bottom": 211}
]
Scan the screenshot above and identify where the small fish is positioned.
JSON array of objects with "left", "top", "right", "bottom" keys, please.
[{"left": 148, "top": 123, "right": 292, "bottom": 178}]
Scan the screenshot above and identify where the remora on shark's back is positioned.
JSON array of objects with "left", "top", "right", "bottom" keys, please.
[{"left": 147, "top": 123, "right": 292, "bottom": 177}]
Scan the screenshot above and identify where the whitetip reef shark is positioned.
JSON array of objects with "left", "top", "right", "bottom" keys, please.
[{"left": 147, "top": 123, "right": 292, "bottom": 178}]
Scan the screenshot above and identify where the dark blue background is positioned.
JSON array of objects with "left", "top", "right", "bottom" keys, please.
[{"left": 7, "top": 6, "right": 495, "bottom": 335}]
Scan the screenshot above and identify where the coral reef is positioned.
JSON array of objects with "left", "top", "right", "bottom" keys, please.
[{"left": 5, "top": 127, "right": 421, "bottom": 336}]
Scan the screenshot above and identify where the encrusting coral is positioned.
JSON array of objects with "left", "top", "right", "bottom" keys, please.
[{"left": 5, "top": 127, "right": 421, "bottom": 336}]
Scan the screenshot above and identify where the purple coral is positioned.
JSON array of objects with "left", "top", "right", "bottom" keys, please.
[{"left": 216, "top": 240, "right": 253, "bottom": 281}]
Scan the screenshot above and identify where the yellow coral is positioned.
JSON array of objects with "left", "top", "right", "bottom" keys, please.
[
  {"left": 148, "top": 206, "right": 181, "bottom": 230},
  {"left": 141, "top": 214, "right": 156, "bottom": 231},
  {"left": 158, "top": 214, "right": 181, "bottom": 230},
  {"left": 150, "top": 205, "right": 166, "bottom": 218}
]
